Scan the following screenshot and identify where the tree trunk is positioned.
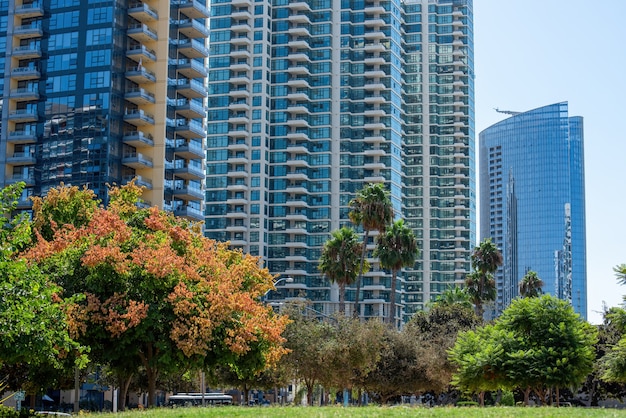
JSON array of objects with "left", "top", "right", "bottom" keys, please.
[
  {"left": 388, "top": 271, "right": 397, "bottom": 326},
  {"left": 555, "top": 386, "right": 560, "bottom": 407},
  {"left": 523, "top": 387, "right": 531, "bottom": 406},
  {"left": 339, "top": 282, "right": 346, "bottom": 314},
  {"left": 116, "top": 372, "right": 133, "bottom": 412},
  {"left": 354, "top": 230, "right": 370, "bottom": 319},
  {"left": 306, "top": 382, "right": 314, "bottom": 406},
  {"left": 146, "top": 366, "right": 157, "bottom": 407},
  {"left": 478, "top": 391, "right": 485, "bottom": 407},
  {"left": 242, "top": 384, "right": 249, "bottom": 406}
]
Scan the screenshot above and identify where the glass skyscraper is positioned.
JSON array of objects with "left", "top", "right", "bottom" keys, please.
[
  {"left": 0, "top": 0, "right": 209, "bottom": 221},
  {"left": 206, "top": 0, "right": 475, "bottom": 323},
  {"left": 479, "top": 102, "right": 587, "bottom": 319}
]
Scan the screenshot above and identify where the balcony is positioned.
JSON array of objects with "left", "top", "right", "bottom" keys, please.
[
  {"left": 8, "top": 130, "right": 37, "bottom": 144},
  {"left": 288, "top": 26, "right": 310, "bottom": 37},
  {"left": 173, "top": 205, "right": 204, "bottom": 221},
  {"left": 9, "top": 109, "right": 38, "bottom": 122},
  {"left": 231, "top": 10, "right": 252, "bottom": 20},
  {"left": 288, "top": 13, "right": 311, "bottom": 24},
  {"left": 122, "top": 175, "right": 153, "bottom": 190},
  {"left": 176, "top": 59, "right": 208, "bottom": 79},
  {"left": 286, "top": 118, "right": 310, "bottom": 128},
  {"left": 125, "top": 87, "right": 156, "bottom": 105},
  {"left": 177, "top": 39, "right": 209, "bottom": 59},
  {"left": 14, "top": 23, "right": 43, "bottom": 39},
  {"left": 9, "top": 87, "right": 39, "bottom": 101},
  {"left": 364, "top": 18, "right": 386, "bottom": 27},
  {"left": 124, "top": 109, "right": 155, "bottom": 126},
  {"left": 286, "top": 132, "right": 309, "bottom": 141},
  {"left": 175, "top": 79, "right": 208, "bottom": 98},
  {"left": 7, "top": 151, "right": 36, "bottom": 165},
  {"left": 227, "top": 129, "right": 248, "bottom": 138},
  {"left": 228, "top": 101, "right": 249, "bottom": 112},
  {"left": 287, "top": 52, "right": 310, "bottom": 62},
  {"left": 122, "top": 152, "right": 154, "bottom": 169},
  {"left": 287, "top": 78, "right": 310, "bottom": 89},
  {"left": 12, "top": 45, "right": 42, "bottom": 59},
  {"left": 128, "top": 23, "right": 158, "bottom": 43},
  {"left": 128, "top": 2, "right": 158, "bottom": 22},
  {"left": 287, "top": 92, "right": 308, "bottom": 101},
  {"left": 175, "top": 119, "right": 205, "bottom": 139},
  {"left": 364, "top": 43, "right": 386, "bottom": 53},
  {"left": 171, "top": 186, "right": 204, "bottom": 201},
  {"left": 364, "top": 31, "right": 385, "bottom": 40},
  {"left": 178, "top": 19, "right": 209, "bottom": 39},
  {"left": 230, "top": 35, "right": 252, "bottom": 45},
  {"left": 15, "top": 1, "right": 44, "bottom": 18},
  {"left": 175, "top": 0, "right": 210, "bottom": 19},
  {"left": 174, "top": 100, "right": 206, "bottom": 119},
  {"left": 127, "top": 45, "right": 157, "bottom": 63},
  {"left": 7, "top": 173, "right": 35, "bottom": 186},
  {"left": 126, "top": 66, "right": 157, "bottom": 84},
  {"left": 123, "top": 130, "right": 154, "bottom": 148},
  {"left": 230, "top": 22, "right": 251, "bottom": 32},
  {"left": 364, "top": 57, "right": 386, "bottom": 65},
  {"left": 228, "top": 88, "right": 250, "bottom": 98},
  {"left": 230, "top": 48, "right": 251, "bottom": 59},
  {"left": 287, "top": 1, "right": 311, "bottom": 11},
  {"left": 171, "top": 164, "right": 205, "bottom": 180},
  {"left": 171, "top": 141, "right": 204, "bottom": 159},
  {"left": 288, "top": 39, "right": 309, "bottom": 49},
  {"left": 11, "top": 66, "right": 40, "bottom": 80}
]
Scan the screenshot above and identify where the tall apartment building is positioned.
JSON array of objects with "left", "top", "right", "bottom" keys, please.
[
  {"left": 0, "top": 0, "right": 209, "bottom": 221},
  {"left": 479, "top": 102, "right": 587, "bottom": 319},
  {"left": 206, "top": 0, "right": 475, "bottom": 323}
]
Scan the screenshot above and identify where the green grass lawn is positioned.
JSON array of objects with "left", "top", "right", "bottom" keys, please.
[{"left": 96, "top": 406, "right": 626, "bottom": 418}]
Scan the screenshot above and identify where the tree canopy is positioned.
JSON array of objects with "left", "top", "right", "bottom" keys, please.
[{"left": 23, "top": 182, "right": 289, "bottom": 406}]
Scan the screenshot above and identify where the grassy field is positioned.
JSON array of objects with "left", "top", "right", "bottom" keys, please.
[{"left": 97, "top": 406, "right": 626, "bottom": 418}]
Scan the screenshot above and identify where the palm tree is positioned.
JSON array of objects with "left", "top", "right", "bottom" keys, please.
[
  {"left": 319, "top": 227, "right": 369, "bottom": 314},
  {"left": 465, "top": 238, "right": 502, "bottom": 318},
  {"left": 348, "top": 183, "right": 393, "bottom": 318},
  {"left": 519, "top": 270, "right": 544, "bottom": 298},
  {"left": 374, "top": 219, "right": 419, "bottom": 327},
  {"left": 432, "top": 286, "right": 473, "bottom": 310}
]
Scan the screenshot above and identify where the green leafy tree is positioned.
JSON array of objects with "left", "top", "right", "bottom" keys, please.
[
  {"left": 451, "top": 294, "right": 597, "bottom": 406},
  {"left": 348, "top": 183, "right": 393, "bottom": 317},
  {"left": 465, "top": 238, "right": 502, "bottom": 318},
  {"left": 519, "top": 270, "right": 544, "bottom": 298},
  {"left": 280, "top": 304, "right": 335, "bottom": 406},
  {"left": 407, "top": 303, "right": 480, "bottom": 394},
  {"left": 0, "top": 183, "right": 83, "bottom": 392},
  {"left": 374, "top": 219, "right": 418, "bottom": 327},
  {"left": 498, "top": 295, "right": 597, "bottom": 405},
  {"left": 318, "top": 227, "right": 368, "bottom": 314}
]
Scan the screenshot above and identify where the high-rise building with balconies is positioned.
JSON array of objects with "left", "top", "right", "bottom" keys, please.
[
  {"left": 0, "top": 0, "right": 209, "bottom": 222},
  {"left": 206, "top": 0, "right": 475, "bottom": 323}
]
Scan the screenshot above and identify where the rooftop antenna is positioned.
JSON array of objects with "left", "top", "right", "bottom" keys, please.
[{"left": 494, "top": 107, "right": 521, "bottom": 116}]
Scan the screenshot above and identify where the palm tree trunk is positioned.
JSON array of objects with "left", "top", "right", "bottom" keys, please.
[
  {"left": 339, "top": 283, "right": 346, "bottom": 314},
  {"left": 388, "top": 270, "right": 397, "bottom": 326},
  {"left": 354, "top": 230, "right": 370, "bottom": 319}
]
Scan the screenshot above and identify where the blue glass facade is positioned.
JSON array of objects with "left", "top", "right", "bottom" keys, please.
[
  {"left": 206, "top": 0, "right": 475, "bottom": 323},
  {"left": 479, "top": 102, "right": 587, "bottom": 319},
  {"left": 1, "top": 0, "right": 209, "bottom": 222}
]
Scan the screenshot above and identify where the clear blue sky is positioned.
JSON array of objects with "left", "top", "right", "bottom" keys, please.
[{"left": 473, "top": 0, "right": 626, "bottom": 323}]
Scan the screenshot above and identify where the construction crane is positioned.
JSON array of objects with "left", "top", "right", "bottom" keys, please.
[{"left": 494, "top": 107, "right": 521, "bottom": 116}]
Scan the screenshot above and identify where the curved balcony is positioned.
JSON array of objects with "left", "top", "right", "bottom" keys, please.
[
  {"left": 15, "top": 2, "right": 43, "bottom": 18},
  {"left": 122, "top": 152, "right": 154, "bottom": 169},
  {"left": 125, "top": 87, "right": 156, "bottom": 105},
  {"left": 175, "top": 119, "right": 205, "bottom": 139},
  {"left": 128, "top": 2, "right": 158, "bottom": 22},
  {"left": 175, "top": 0, "right": 210, "bottom": 19},
  {"left": 178, "top": 19, "right": 209, "bottom": 39},
  {"left": 9, "top": 87, "right": 39, "bottom": 102},
  {"left": 176, "top": 59, "right": 208, "bottom": 79},
  {"left": 126, "top": 66, "right": 156, "bottom": 84},
  {"left": 171, "top": 185, "right": 204, "bottom": 201},
  {"left": 11, "top": 66, "right": 40, "bottom": 80},
  {"left": 123, "top": 130, "right": 154, "bottom": 148},
  {"left": 171, "top": 140, "right": 204, "bottom": 159},
  {"left": 128, "top": 23, "right": 158, "bottom": 43},
  {"left": 124, "top": 109, "right": 155, "bottom": 126},
  {"left": 127, "top": 45, "right": 157, "bottom": 63},
  {"left": 177, "top": 39, "right": 209, "bottom": 59},
  {"left": 9, "top": 109, "right": 38, "bottom": 122},
  {"left": 8, "top": 130, "right": 37, "bottom": 144},
  {"left": 171, "top": 163, "right": 205, "bottom": 180},
  {"left": 12, "top": 45, "right": 42, "bottom": 59},
  {"left": 174, "top": 100, "right": 206, "bottom": 119},
  {"left": 7, "top": 151, "right": 36, "bottom": 165},
  {"left": 175, "top": 79, "right": 208, "bottom": 99},
  {"left": 14, "top": 23, "right": 43, "bottom": 39}
]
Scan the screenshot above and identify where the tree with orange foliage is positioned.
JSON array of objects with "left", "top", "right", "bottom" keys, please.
[{"left": 25, "top": 182, "right": 289, "bottom": 408}]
